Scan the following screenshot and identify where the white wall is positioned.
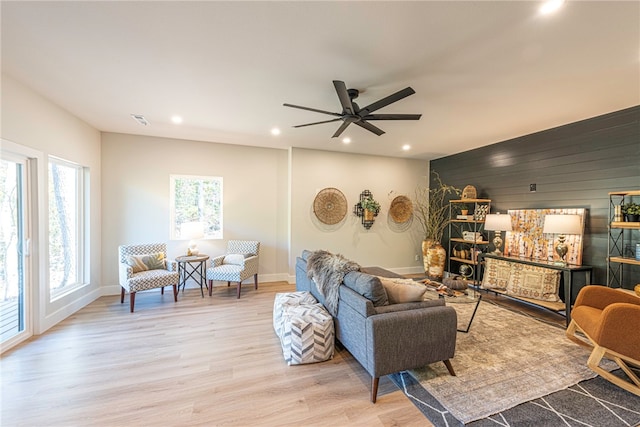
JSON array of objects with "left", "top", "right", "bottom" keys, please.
[
  {"left": 100, "top": 133, "right": 290, "bottom": 293},
  {"left": 1, "top": 73, "right": 102, "bottom": 334},
  {"left": 1, "top": 73, "right": 430, "bottom": 335},
  {"left": 290, "top": 148, "right": 428, "bottom": 276}
]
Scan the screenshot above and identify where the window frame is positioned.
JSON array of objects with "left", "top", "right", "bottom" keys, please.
[
  {"left": 47, "top": 156, "right": 87, "bottom": 300},
  {"left": 169, "top": 174, "right": 223, "bottom": 240}
]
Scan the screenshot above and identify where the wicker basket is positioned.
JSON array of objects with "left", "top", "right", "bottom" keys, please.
[{"left": 462, "top": 185, "right": 477, "bottom": 199}]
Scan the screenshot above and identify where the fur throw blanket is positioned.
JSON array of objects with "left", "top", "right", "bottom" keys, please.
[{"left": 306, "top": 250, "right": 360, "bottom": 316}]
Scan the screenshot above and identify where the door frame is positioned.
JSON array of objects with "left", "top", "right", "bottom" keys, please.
[{"left": 1, "top": 139, "right": 41, "bottom": 353}]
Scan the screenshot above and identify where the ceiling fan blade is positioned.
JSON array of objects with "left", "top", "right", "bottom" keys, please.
[
  {"left": 333, "top": 80, "right": 355, "bottom": 115},
  {"left": 363, "top": 114, "right": 422, "bottom": 121},
  {"left": 283, "top": 103, "right": 341, "bottom": 117},
  {"left": 293, "top": 118, "right": 342, "bottom": 128},
  {"left": 359, "top": 87, "right": 416, "bottom": 115},
  {"left": 354, "top": 120, "right": 385, "bottom": 136},
  {"left": 331, "top": 121, "right": 351, "bottom": 138}
]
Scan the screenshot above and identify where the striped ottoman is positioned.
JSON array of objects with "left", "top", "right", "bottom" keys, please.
[
  {"left": 273, "top": 292, "right": 335, "bottom": 365},
  {"left": 273, "top": 291, "right": 319, "bottom": 338}
]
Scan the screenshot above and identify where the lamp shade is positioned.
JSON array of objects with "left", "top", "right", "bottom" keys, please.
[
  {"left": 484, "top": 213, "right": 513, "bottom": 231},
  {"left": 180, "top": 221, "right": 205, "bottom": 240},
  {"left": 542, "top": 214, "right": 582, "bottom": 235}
]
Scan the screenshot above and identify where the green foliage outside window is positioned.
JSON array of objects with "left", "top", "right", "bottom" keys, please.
[{"left": 171, "top": 175, "right": 223, "bottom": 239}]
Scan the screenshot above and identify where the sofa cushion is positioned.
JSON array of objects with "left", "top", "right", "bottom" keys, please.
[
  {"left": 374, "top": 298, "right": 444, "bottom": 314},
  {"left": 343, "top": 271, "right": 389, "bottom": 307},
  {"left": 378, "top": 277, "right": 427, "bottom": 304},
  {"left": 126, "top": 252, "right": 165, "bottom": 273}
]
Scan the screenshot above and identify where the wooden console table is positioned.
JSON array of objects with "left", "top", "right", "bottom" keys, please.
[{"left": 478, "top": 253, "right": 593, "bottom": 326}]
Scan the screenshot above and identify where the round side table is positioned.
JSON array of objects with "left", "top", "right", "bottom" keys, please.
[{"left": 175, "top": 254, "right": 210, "bottom": 297}]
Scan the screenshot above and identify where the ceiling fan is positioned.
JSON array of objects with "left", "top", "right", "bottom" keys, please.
[{"left": 283, "top": 80, "right": 421, "bottom": 138}]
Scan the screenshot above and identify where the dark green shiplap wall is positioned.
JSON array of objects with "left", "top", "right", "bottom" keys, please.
[{"left": 431, "top": 105, "right": 640, "bottom": 289}]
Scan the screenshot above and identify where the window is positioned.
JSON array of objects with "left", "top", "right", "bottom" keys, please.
[
  {"left": 170, "top": 175, "right": 223, "bottom": 240},
  {"left": 48, "top": 157, "right": 87, "bottom": 298}
]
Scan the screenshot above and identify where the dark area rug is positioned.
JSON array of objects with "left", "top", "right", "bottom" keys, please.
[{"left": 390, "top": 369, "right": 640, "bottom": 426}]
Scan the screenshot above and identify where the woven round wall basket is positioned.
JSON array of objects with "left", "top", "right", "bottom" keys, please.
[
  {"left": 313, "top": 187, "right": 348, "bottom": 225},
  {"left": 389, "top": 195, "right": 413, "bottom": 223},
  {"left": 462, "top": 185, "right": 477, "bottom": 200}
]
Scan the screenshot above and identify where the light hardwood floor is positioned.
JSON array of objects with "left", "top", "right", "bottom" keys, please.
[{"left": 1, "top": 282, "right": 432, "bottom": 427}]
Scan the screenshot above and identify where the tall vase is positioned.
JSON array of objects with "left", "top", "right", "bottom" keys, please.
[
  {"left": 427, "top": 242, "right": 446, "bottom": 281},
  {"left": 421, "top": 239, "right": 434, "bottom": 274}
]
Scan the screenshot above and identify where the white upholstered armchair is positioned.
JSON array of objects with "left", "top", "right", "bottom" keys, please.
[
  {"left": 206, "top": 240, "right": 260, "bottom": 298},
  {"left": 118, "top": 243, "right": 180, "bottom": 312}
]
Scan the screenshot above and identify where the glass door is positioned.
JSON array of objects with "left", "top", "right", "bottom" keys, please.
[{"left": 0, "top": 152, "right": 30, "bottom": 348}]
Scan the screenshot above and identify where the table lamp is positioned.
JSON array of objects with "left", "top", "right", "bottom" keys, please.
[
  {"left": 181, "top": 221, "right": 205, "bottom": 255},
  {"left": 542, "top": 214, "right": 582, "bottom": 265},
  {"left": 484, "top": 213, "right": 512, "bottom": 255}
]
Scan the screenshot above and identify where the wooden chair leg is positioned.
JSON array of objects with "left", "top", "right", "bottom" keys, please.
[
  {"left": 120, "top": 287, "right": 125, "bottom": 304},
  {"left": 254, "top": 274, "right": 258, "bottom": 290},
  {"left": 227, "top": 281, "right": 231, "bottom": 287},
  {"left": 566, "top": 320, "right": 594, "bottom": 349},
  {"left": 129, "top": 292, "right": 136, "bottom": 313},
  {"left": 161, "top": 286, "right": 164, "bottom": 295},
  {"left": 172, "top": 284, "right": 178, "bottom": 302},
  {"left": 371, "top": 377, "right": 379, "bottom": 403},
  {"left": 208, "top": 280, "right": 213, "bottom": 297},
  {"left": 237, "top": 282, "right": 242, "bottom": 298},
  {"left": 444, "top": 359, "right": 456, "bottom": 376}
]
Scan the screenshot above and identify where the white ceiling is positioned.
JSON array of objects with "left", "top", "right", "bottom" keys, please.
[{"left": 2, "top": 1, "right": 639, "bottom": 160}]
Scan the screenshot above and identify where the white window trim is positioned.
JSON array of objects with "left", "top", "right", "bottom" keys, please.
[{"left": 48, "top": 156, "right": 88, "bottom": 301}]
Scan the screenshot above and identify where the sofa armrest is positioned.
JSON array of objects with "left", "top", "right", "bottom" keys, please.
[
  {"left": 211, "top": 255, "right": 225, "bottom": 268},
  {"left": 118, "top": 263, "right": 133, "bottom": 286},
  {"left": 244, "top": 255, "right": 259, "bottom": 270},
  {"left": 365, "top": 306, "right": 457, "bottom": 377},
  {"left": 598, "top": 303, "right": 640, "bottom": 356}
]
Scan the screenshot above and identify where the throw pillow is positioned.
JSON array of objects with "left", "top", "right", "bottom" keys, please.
[
  {"left": 223, "top": 254, "right": 245, "bottom": 265},
  {"left": 506, "top": 263, "right": 561, "bottom": 302},
  {"left": 378, "top": 277, "right": 427, "bottom": 304},
  {"left": 126, "top": 252, "right": 165, "bottom": 273},
  {"left": 343, "top": 271, "right": 389, "bottom": 307},
  {"left": 481, "top": 257, "right": 511, "bottom": 290}
]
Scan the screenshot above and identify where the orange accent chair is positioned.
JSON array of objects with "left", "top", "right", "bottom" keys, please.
[{"left": 566, "top": 285, "right": 640, "bottom": 396}]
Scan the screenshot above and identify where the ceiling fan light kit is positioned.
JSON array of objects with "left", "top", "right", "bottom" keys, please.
[{"left": 284, "top": 80, "right": 421, "bottom": 138}]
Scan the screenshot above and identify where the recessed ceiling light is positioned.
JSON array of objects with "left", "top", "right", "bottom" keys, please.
[
  {"left": 171, "top": 115, "right": 183, "bottom": 124},
  {"left": 402, "top": 144, "right": 411, "bottom": 151},
  {"left": 271, "top": 127, "right": 281, "bottom": 136},
  {"left": 539, "top": 0, "right": 564, "bottom": 15},
  {"left": 342, "top": 137, "right": 351, "bottom": 144}
]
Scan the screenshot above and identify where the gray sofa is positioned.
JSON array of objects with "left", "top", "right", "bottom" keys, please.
[{"left": 295, "top": 250, "right": 458, "bottom": 402}]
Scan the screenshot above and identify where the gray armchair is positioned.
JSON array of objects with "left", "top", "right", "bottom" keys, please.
[
  {"left": 118, "top": 243, "right": 179, "bottom": 312},
  {"left": 206, "top": 240, "right": 260, "bottom": 298}
]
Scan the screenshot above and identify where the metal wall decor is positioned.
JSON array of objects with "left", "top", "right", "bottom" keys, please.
[
  {"left": 313, "top": 187, "right": 348, "bottom": 225},
  {"left": 353, "top": 190, "right": 379, "bottom": 229}
]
